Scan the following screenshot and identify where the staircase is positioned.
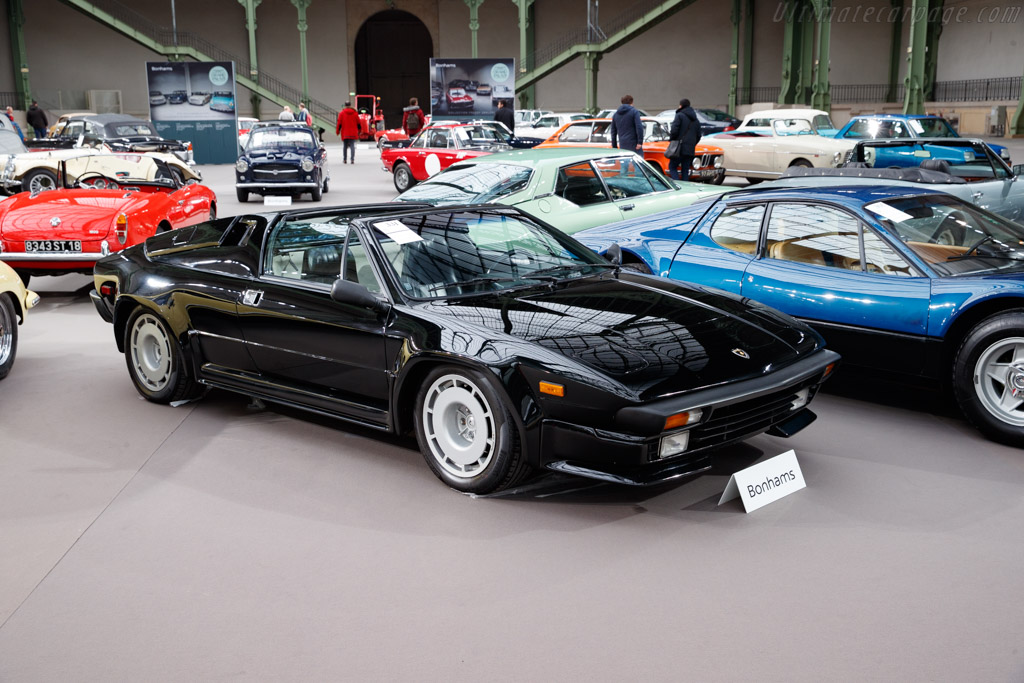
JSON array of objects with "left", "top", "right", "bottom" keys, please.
[
  {"left": 518, "top": 0, "right": 698, "bottom": 91},
  {"left": 56, "top": 0, "right": 338, "bottom": 131}
]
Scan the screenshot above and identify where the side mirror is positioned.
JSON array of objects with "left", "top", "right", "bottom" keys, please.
[
  {"left": 1013, "top": 164, "right": 1024, "bottom": 178},
  {"left": 330, "top": 278, "right": 388, "bottom": 313},
  {"left": 606, "top": 243, "right": 623, "bottom": 266}
]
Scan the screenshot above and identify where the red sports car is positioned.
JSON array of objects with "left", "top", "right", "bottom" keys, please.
[
  {"left": 0, "top": 154, "right": 216, "bottom": 284},
  {"left": 446, "top": 88, "right": 474, "bottom": 112},
  {"left": 379, "top": 122, "right": 511, "bottom": 192}
]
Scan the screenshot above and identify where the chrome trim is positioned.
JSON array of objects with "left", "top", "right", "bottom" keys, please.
[
  {"left": 0, "top": 252, "right": 107, "bottom": 261},
  {"left": 235, "top": 182, "right": 318, "bottom": 188}
]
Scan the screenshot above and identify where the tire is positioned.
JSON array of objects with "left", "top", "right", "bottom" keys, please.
[
  {"left": 322, "top": 178, "right": 329, "bottom": 194},
  {"left": 310, "top": 175, "right": 322, "bottom": 201},
  {"left": 413, "top": 365, "right": 531, "bottom": 494},
  {"left": 934, "top": 211, "right": 967, "bottom": 246},
  {"left": 745, "top": 177, "right": 763, "bottom": 185},
  {"left": 236, "top": 187, "right": 249, "bottom": 203},
  {"left": 124, "top": 308, "right": 201, "bottom": 404},
  {"left": 22, "top": 168, "right": 59, "bottom": 194},
  {"left": 209, "top": 205, "right": 217, "bottom": 220},
  {"left": 712, "top": 173, "right": 726, "bottom": 185},
  {"left": 377, "top": 136, "right": 388, "bottom": 150},
  {"left": 0, "top": 295, "right": 18, "bottom": 380},
  {"left": 622, "top": 260, "right": 651, "bottom": 274},
  {"left": 393, "top": 163, "right": 417, "bottom": 193},
  {"left": 953, "top": 311, "right": 1024, "bottom": 446},
  {"left": 790, "top": 159, "right": 813, "bottom": 168}
]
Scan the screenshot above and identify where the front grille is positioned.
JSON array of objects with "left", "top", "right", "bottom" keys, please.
[
  {"left": 253, "top": 164, "right": 299, "bottom": 177},
  {"left": 688, "top": 383, "right": 811, "bottom": 449},
  {"left": 697, "top": 153, "right": 720, "bottom": 168}
]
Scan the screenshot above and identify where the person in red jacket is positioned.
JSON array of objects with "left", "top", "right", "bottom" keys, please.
[
  {"left": 401, "top": 97, "right": 425, "bottom": 138},
  {"left": 335, "top": 101, "right": 363, "bottom": 164}
]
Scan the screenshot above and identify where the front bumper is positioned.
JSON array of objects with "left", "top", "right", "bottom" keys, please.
[
  {"left": 89, "top": 289, "right": 114, "bottom": 323},
  {"left": 536, "top": 349, "right": 839, "bottom": 486},
  {"left": 236, "top": 181, "right": 319, "bottom": 194}
]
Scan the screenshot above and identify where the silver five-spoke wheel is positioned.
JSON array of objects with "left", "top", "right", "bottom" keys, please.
[
  {"left": 421, "top": 373, "right": 496, "bottom": 480},
  {"left": 129, "top": 312, "right": 173, "bottom": 392},
  {"left": 0, "top": 295, "right": 16, "bottom": 379},
  {"left": 973, "top": 336, "right": 1024, "bottom": 426}
]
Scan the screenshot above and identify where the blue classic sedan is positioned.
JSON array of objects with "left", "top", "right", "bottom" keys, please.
[
  {"left": 834, "top": 114, "right": 1011, "bottom": 166},
  {"left": 235, "top": 121, "right": 329, "bottom": 202},
  {"left": 576, "top": 185, "right": 1024, "bottom": 446}
]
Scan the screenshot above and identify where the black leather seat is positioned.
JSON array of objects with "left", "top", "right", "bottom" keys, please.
[{"left": 920, "top": 159, "right": 952, "bottom": 174}]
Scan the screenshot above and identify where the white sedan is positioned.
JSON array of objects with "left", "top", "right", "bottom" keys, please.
[
  {"left": 705, "top": 109, "right": 854, "bottom": 182},
  {"left": 514, "top": 112, "right": 591, "bottom": 141}
]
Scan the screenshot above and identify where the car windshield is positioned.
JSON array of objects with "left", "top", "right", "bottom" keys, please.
[
  {"left": 909, "top": 118, "right": 958, "bottom": 137},
  {"left": 247, "top": 128, "right": 316, "bottom": 152},
  {"left": 773, "top": 118, "right": 816, "bottom": 136},
  {"left": 812, "top": 114, "right": 835, "bottom": 132},
  {"left": 643, "top": 120, "right": 670, "bottom": 141},
  {"left": 865, "top": 194, "right": 1024, "bottom": 275},
  {"left": 862, "top": 142, "right": 1009, "bottom": 180},
  {"left": 449, "top": 89, "right": 467, "bottom": 97},
  {"left": 454, "top": 125, "right": 510, "bottom": 145},
  {"left": 396, "top": 163, "right": 533, "bottom": 205},
  {"left": 107, "top": 122, "right": 157, "bottom": 137},
  {"left": 213, "top": 92, "right": 233, "bottom": 99},
  {"left": 369, "top": 210, "right": 611, "bottom": 299},
  {"left": 0, "top": 130, "right": 27, "bottom": 154}
]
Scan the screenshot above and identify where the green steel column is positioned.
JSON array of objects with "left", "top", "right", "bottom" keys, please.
[
  {"left": 1011, "top": 63, "right": 1024, "bottom": 136},
  {"left": 583, "top": 52, "right": 601, "bottom": 115},
  {"left": 886, "top": 0, "right": 904, "bottom": 102},
  {"left": 923, "top": 0, "right": 944, "bottom": 102},
  {"left": 291, "top": 0, "right": 312, "bottom": 106},
  {"left": 741, "top": 0, "right": 753, "bottom": 104},
  {"left": 239, "top": 0, "right": 263, "bottom": 119},
  {"left": 8, "top": 0, "right": 31, "bottom": 109},
  {"left": 513, "top": 0, "right": 535, "bottom": 109},
  {"left": 903, "top": 0, "right": 928, "bottom": 115},
  {"left": 797, "top": 6, "right": 815, "bottom": 104},
  {"left": 810, "top": 0, "right": 831, "bottom": 111},
  {"left": 728, "top": 0, "right": 740, "bottom": 116},
  {"left": 464, "top": 0, "right": 485, "bottom": 58},
  {"left": 778, "top": 0, "right": 802, "bottom": 104}
]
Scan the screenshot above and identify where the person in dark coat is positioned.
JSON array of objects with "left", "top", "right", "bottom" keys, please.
[
  {"left": 494, "top": 100, "right": 515, "bottom": 132},
  {"left": 610, "top": 94, "right": 643, "bottom": 154},
  {"left": 26, "top": 101, "right": 48, "bottom": 139},
  {"left": 668, "top": 98, "right": 701, "bottom": 181}
]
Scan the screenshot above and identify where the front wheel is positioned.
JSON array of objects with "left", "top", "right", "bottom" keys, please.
[
  {"left": 789, "top": 159, "right": 813, "bottom": 168},
  {"left": 393, "top": 163, "right": 417, "bottom": 193},
  {"left": 310, "top": 176, "right": 323, "bottom": 201},
  {"left": 124, "top": 308, "right": 202, "bottom": 403},
  {"left": 235, "top": 187, "right": 249, "bottom": 203},
  {"left": 953, "top": 311, "right": 1024, "bottom": 446},
  {"left": 712, "top": 173, "right": 726, "bottom": 185},
  {"left": 413, "top": 366, "right": 531, "bottom": 493},
  {"left": 0, "top": 295, "right": 18, "bottom": 380}
]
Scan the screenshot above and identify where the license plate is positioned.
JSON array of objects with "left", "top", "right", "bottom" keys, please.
[
  {"left": 24, "top": 240, "right": 82, "bottom": 253},
  {"left": 697, "top": 169, "right": 719, "bottom": 178}
]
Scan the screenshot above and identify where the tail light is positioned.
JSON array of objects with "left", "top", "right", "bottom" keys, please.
[
  {"left": 115, "top": 213, "right": 128, "bottom": 244},
  {"left": 100, "top": 282, "right": 116, "bottom": 297},
  {"left": 724, "top": 126, "right": 735, "bottom": 131}
]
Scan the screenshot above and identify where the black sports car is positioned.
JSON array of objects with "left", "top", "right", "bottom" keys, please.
[
  {"left": 90, "top": 203, "right": 838, "bottom": 493},
  {"left": 27, "top": 113, "right": 194, "bottom": 165},
  {"left": 235, "top": 122, "right": 329, "bottom": 202}
]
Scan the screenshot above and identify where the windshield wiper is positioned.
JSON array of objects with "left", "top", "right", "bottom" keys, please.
[
  {"left": 428, "top": 274, "right": 556, "bottom": 293},
  {"left": 528, "top": 263, "right": 618, "bottom": 278}
]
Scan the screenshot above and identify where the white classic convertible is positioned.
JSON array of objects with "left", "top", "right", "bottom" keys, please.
[{"left": 705, "top": 108, "right": 855, "bottom": 183}]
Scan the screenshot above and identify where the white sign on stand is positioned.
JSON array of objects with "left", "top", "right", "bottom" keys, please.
[
  {"left": 264, "top": 195, "right": 292, "bottom": 206},
  {"left": 718, "top": 450, "right": 806, "bottom": 513}
]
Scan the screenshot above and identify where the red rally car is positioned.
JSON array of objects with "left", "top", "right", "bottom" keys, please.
[
  {"left": 0, "top": 154, "right": 216, "bottom": 285},
  {"left": 379, "top": 122, "right": 511, "bottom": 192}
]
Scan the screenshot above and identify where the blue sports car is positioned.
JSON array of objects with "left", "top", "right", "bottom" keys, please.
[
  {"left": 577, "top": 185, "right": 1024, "bottom": 446},
  {"left": 210, "top": 91, "right": 235, "bottom": 114},
  {"left": 834, "top": 114, "right": 1011, "bottom": 167}
]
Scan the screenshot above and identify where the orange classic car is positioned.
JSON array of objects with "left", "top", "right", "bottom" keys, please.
[{"left": 536, "top": 117, "right": 725, "bottom": 184}]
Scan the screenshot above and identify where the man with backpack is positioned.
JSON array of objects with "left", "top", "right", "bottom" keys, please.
[
  {"left": 402, "top": 97, "right": 425, "bottom": 138},
  {"left": 336, "top": 101, "right": 363, "bottom": 164}
]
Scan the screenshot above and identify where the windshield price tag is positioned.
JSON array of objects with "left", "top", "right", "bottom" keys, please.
[
  {"left": 866, "top": 201, "right": 913, "bottom": 223},
  {"left": 375, "top": 219, "right": 423, "bottom": 244},
  {"left": 718, "top": 449, "right": 806, "bottom": 513}
]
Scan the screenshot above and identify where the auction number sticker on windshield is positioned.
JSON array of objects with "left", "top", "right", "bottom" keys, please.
[
  {"left": 865, "top": 201, "right": 913, "bottom": 223},
  {"left": 374, "top": 219, "right": 423, "bottom": 244}
]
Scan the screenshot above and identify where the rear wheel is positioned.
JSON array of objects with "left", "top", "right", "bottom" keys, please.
[
  {"left": 124, "top": 309, "right": 201, "bottom": 403},
  {"left": 22, "top": 168, "right": 58, "bottom": 194},
  {"left": 0, "top": 295, "right": 18, "bottom": 380},
  {"left": 414, "top": 365, "right": 530, "bottom": 494},
  {"left": 393, "top": 163, "right": 417, "bottom": 193},
  {"left": 953, "top": 311, "right": 1024, "bottom": 446},
  {"left": 790, "top": 159, "right": 813, "bottom": 168},
  {"left": 235, "top": 187, "right": 249, "bottom": 203}
]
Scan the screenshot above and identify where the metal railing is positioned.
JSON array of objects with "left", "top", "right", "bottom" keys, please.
[
  {"left": 0, "top": 92, "right": 19, "bottom": 109},
  {"left": 933, "top": 77, "right": 1021, "bottom": 103},
  {"left": 737, "top": 86, "right": 781, "bottom": 104},
  {"left": 830, "top": 83, "right": 905, "bottom": 104},
  {"left": 69, "top": 0, "right": 338, "bottom": 124}
]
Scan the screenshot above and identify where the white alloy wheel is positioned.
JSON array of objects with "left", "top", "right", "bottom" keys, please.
[
  {"left": 421, "top": 373, "right": 496, "bottom": 480},
  {"left": 973, "top": 335, "right": 1024, "bottom": 426},
  {"left": 129, "top": 312, "right": 173, "bottom": 392},
  {"left": 26, "top": 170, "right": 58, "bottom": 193}
]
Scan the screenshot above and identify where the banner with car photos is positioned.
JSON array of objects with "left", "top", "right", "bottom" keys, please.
[
  {"left": 429, "top": 58, "right": 515, "bottom": 122},
  {"left": 146, "top": 61, "right": 238, "bottom": 164}
]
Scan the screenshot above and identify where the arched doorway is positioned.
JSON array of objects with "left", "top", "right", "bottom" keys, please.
[{"left": 354, "top": 10, "right": 432, "bottom": 129}]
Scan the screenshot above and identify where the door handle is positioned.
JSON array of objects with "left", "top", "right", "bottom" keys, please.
[
  {"left": 241, "top": 289, "right": 263, "bottom": 306},
  {"left": 621, "top": 203, "right": 635, "bottom": 211},
  {"left": 971, "top": 192, "right": 983, "bottom": 200}
]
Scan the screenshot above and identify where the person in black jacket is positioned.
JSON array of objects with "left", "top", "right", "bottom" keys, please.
[
  {"left": 668, "top": 99, "right": 701, "bottom": 181},
  {"left": 494, "top": 100, "right": 515, "bottom": 132},
  {"left": 26, "top": 101, "right": 48, "bottom": 139},
  {"left": 610, "top": 95, "right": 643, "bottom": 153}
]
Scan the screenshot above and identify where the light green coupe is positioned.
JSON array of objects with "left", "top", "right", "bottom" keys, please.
[{"left": 394, "top": 148, "right": 728, "bottom": 235}]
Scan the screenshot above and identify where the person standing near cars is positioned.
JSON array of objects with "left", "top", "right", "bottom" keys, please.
[
  {"left": 26, "top": 101, "right": 48, "bottom": 139},
  {"left": 4, "top": 107, "right": 23, "bottom": 141},
  {"left": 668, "top": 98, "right": 701, "bottom": 181},
  {"left": 494, "top": 100, "right": 515, "bottom": 132},
  {"left": 401, "top": 97, "right": 425, "bottom": 138},
  {"left": 297, "top": 102, "right": 313, "bottom": 126},
  {"left": 610, "top": 95, "right": 643, "bottom": 154},
  {"left": 278, "top": 106, "right": 294, "bottom": 121},
  {"left": 336, "top": 101, "right": 363, "bottom": 164}
]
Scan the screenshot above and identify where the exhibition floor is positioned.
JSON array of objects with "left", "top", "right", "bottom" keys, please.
[{"left": 2, "top": 142, "right": 1024, "bottom": 681}]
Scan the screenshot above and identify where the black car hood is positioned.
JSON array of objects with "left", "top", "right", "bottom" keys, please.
[{"left": 421, "top": 273, "right": 821, "bottom": 400}]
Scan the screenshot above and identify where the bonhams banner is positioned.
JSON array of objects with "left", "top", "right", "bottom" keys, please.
[
  {"left": 146, "top": 61, "right": 238, "bottom": 164},
  {"left": 429, "top": 58, "right": 515, "bottom": 121}
]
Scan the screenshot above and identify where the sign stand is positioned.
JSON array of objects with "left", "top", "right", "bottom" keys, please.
[{"left": 718, "top": 449, "right": 806, "bottom": 513}]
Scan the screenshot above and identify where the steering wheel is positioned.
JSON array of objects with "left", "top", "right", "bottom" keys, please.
[
  {"left": 75, "top": 172, "right": 119, "bottom": 190},
  {"left": 934, "top": 211, "right": 969, "bottom": 246}
]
